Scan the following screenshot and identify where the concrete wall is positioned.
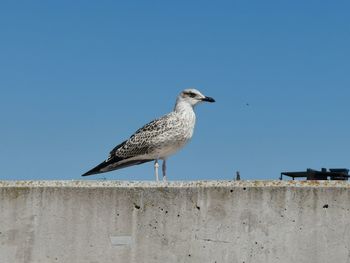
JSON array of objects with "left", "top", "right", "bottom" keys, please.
[{"left": 1, "top": 180, "right": 350, "bottom": 263}]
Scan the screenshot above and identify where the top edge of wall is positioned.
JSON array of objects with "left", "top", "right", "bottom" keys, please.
[{"left": 0, "top": 180, "right": 349, "bottom": 188}]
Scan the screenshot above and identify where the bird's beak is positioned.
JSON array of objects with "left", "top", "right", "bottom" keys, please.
[{"left": 202, "top": 96, "right": 215, "bottom": 103}]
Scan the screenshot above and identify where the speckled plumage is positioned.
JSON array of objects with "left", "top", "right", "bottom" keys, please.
[
  {"left": 110, "top": 111, "right": 194, "bottom": 160},
  {"left": 82, "top": 89, "right": 215, "bottom": 179}
]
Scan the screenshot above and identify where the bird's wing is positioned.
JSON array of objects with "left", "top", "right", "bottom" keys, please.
[
  {"left": 82, "top": 113, "right": 183, "bottom": 176},
  {"left": 108, "top": 113, "right": 181, "bottom": 159}
]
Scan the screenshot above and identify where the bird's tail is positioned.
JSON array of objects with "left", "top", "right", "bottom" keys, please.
[
  {"left": 81, "top": 159, "right": 114, "bottom": 176},
  {"left": 81, "top": 157, "right": 153, "bottom": 176}
]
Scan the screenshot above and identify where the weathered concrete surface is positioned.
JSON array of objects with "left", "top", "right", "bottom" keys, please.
[{"left": 1, "top": 180, "right": 350, "bottom": 263}]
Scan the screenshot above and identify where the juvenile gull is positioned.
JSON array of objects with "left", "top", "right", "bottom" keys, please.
[{"left": 82, "top": 89, "right": 215, "bottom": 181}]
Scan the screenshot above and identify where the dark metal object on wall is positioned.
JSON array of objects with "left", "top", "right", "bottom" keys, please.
[{"left": 280, "top": 168, "right": 349, "bottom": 180}]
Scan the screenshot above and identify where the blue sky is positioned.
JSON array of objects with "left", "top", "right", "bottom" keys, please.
[{"left": 1, "top": 1, "right": 349, "bottom": 181}]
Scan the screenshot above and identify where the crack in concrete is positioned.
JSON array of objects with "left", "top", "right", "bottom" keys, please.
[{"left": 201, "top": 238, "right": 231, "bottom": 244}]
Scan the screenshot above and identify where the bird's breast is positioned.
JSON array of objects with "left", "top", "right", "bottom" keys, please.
[
  {"left": 179, "top": 108, "right": 196, "bottom": 138},
  {"left": 152, "top": 111, "right": 196, "bottom": 158}
]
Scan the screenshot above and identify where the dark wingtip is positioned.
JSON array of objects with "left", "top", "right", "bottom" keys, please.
[
  {"left": 81, "top": 170, "right": 97, "bottom": 177},
  {"left": 81, "top": 160, "right": 109, "bottom": 177},
  {"left": 81, "top": 171, "right": 94, "bottom": 177}
]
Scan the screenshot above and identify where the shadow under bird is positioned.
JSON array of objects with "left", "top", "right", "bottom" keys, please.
[{"left": 82, "top": 89, "right": 215, "bottom": 181}]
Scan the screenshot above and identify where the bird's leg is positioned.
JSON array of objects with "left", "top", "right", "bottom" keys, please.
[
  {"left": 162, "top": 159, "right": 167, "bottom": 182},
  {"left": 154, "top": 160, "right": 159, "bottom": 182}
]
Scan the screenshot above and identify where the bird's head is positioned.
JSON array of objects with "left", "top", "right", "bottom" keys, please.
[{"left": 178, "top": 88, "right": 215, "bottom": 107}]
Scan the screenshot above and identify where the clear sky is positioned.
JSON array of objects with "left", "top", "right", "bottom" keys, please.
[{"left": 1, "top": 1, "right": 349, "bottom": 181}]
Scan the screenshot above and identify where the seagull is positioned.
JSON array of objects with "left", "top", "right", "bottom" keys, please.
[{"left": 82, "top": 89, "right": 215, "bottom": 181}]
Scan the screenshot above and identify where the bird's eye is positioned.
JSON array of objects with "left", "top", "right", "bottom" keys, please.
[{"left": 185, "top": 92, "right": 197, "bottom": 98}]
